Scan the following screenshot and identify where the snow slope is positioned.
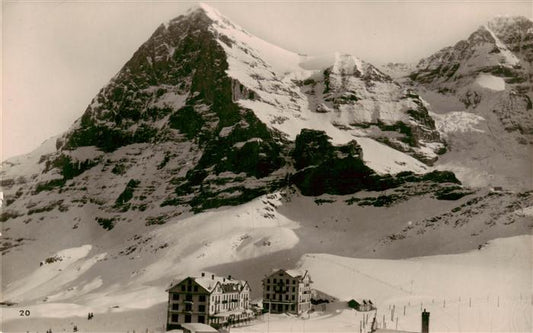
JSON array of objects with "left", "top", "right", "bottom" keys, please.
[
  {"left": 197, "top": 3, "right": 303, "bottom": 75},
  {"left": 294, "top": 235, "right": 532, "bottom": 333},
  {"left": 3, "top": 184, "right": 532, "bottom": 332},
  {"left": 228, "top": 236, "right": 532, "bottom": 333},
  {"left": 300, "top": 236, "right": 531, "bottom": 304},
  {"left": 1, "top": 193, "right": 299, "bottom": 328}
]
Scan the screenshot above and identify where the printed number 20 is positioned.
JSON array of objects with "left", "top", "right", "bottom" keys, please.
[{"left": 19, "top": 310, "right": 30, "bottom": 316}]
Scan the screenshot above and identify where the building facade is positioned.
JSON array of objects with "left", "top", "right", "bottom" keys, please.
[
  {"left": 166, "top": 273, "right": 252, "bottom": 330},
  {"left": 262, "top": 269, "right": 312, "bottom": 315}
]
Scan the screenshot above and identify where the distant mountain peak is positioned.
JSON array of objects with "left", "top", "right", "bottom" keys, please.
[{"left": 487, "top": 15, "right": 533, "bottom": 31}]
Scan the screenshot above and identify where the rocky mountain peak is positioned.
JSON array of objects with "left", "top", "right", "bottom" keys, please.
[
  {"left": 410, "top": 16, "right": 531, "bottom": 126},
  {"left": 330, "top": 53, "right": 392, "bottom": 82},
  {"left": 2, "top": 3, "right": 468, "bottom": 233},
  {"left": 486, "top": 16, "right": 533, "bottom": 63},
  {"left": 487, "top": 16, "right": 533, "bottom": 36}
]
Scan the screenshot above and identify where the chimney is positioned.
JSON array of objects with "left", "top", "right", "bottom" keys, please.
[
  {"left": 211, "top": 274, "right": 214, "bottom": 280},
  {"left": 223, "top": 278, "right": 226, "bottom": 282},
  {"left": 422, "top": 309, "right": 430, "bottom": 333},
  {"left": 201, "top": 272, "right": 205, "bottom": 277},
  {"left": 228, "top": 275, "right": 232, "bottom": 280}
]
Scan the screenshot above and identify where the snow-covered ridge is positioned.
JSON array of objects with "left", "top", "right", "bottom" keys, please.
[
  {"left": 195, "top": 2, "right": 303, "bottom": 75},
  {"left": 1, "top": 135, "right": 58, "bottom": 179},
  {"left": 482, "top": 24, "right": 520, "bottom": 66},
  {"left": 331, "top": 52, "right": 366, "bottom": 75}
]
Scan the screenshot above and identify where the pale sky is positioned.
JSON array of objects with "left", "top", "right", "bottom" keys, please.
[{"left": 3, "top": 0, "right": 531, "bottom": 160}]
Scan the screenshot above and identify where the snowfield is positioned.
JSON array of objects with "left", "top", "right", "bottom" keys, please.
[
  {"left": 236, "top": 236, "right": 532, "bottom": 333},
  {"left": 3, "top": 234, "right": 531, "bottom": 332},
  {"left": 475, "top": 73, "right": 506, "bottom": 91},
  {"left": 2, "top": 193, "right": 300, "bottom": 331}
]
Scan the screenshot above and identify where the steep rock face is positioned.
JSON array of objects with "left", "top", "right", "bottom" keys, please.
[
  {"left": 59, "top": 8, "right": 285, "bottom": 181},
  {"left": 3, "top": 6, "right": 289, "bottom": 230},
  {"left": 487, "top": 16, "right": 533, "bottom": 64},
  {"left": 298, "top": 55, "right": 445, "bottom": 164},
  {"left": 289, "top": 129, "right": 458, "bottom": 197}
]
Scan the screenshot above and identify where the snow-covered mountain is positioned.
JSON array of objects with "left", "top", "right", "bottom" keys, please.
[
  {"left": 1, "top": 3, "right": 457, "bottom": 224},
  {"left": 409, "top": 16, "right": 532, "bottom": 190},
  {"left": 1, "top": 5, "right": 532, "bottom": 332},
  {"left": 410, "top": 16, "right": 532, "bottom": 131}
]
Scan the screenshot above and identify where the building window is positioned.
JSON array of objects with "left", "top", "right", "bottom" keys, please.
[
  {"left": 285, "top": 295, "right": 288, "bottom": 300},
  {"left": 172, "top": 293, "right": 179, "bottom": 300},
  {"left": 292, "top": 295, "right": 295, "bottom": 301},
  {"left": 187, "top": 285, "right": 192, "bottom": 292},
  {"left": 172, "top": 303, "right": 179, "bottom": 311},
  {"left": 198, "top": 315, "right": 205, "bottom": 323},
  {"left": 291, "top": 304, "right": 295, "bottom": 311},
  {"left": 292, "top": 280, "right": 296, "bottom": 284},
  {"left": 185, "top": 303, "right": 192, "bottom": 311},
  {"left": 266, "top": 286, "right": 270, "bottom": 291},
  {"left": 171, "top": 314, "right": 178, "bottom": 323},
  {"left": 185, "top": 314, "right": 191, "bottom": 323},
  {"left": 194, "top": 285, "right": 198, "bottom": 292},
  {"left": 292, "top": 287, "right": 295, "bottom": 292},
  {"left": 267, "top": 279, "right": 270, "bottom": 283},
  {"left": 286, "top": 279, "right": 289, "bottom": 284},
  {"left": 181, "top": 285, "right": 185, "bottom": 291},
  {"left": 273, "top": 279, "right": 277, "bottom": 283},
  {"left": 199, "top": 295, "right": 206, "bottom": 302},
  {"left": 199, "top": 305, "right": 205, "bottom": 312},
  {"left": 186, "top": 294, "right": 193, "bottom": 301}
]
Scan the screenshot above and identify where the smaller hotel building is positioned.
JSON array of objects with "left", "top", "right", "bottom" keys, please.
[
  {"left": 262, "top": 269, "right": 312, "bottom": 315},
  {"left": 166, "top": 273, "right": 252, "bottom": 330}
]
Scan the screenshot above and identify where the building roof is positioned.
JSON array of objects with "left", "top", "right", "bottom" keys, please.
[
  {"left": 265, "top": 269, "right": 309, "bottom": 280},
  {"left": 168, "top": 274, "right": 249, "bottom": 294},
  {"left": 196, "top": 276, "right": 247, "bottom": 293},
  {"left": 285, "top": 269, "right": 307, "bottom": 278}
]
